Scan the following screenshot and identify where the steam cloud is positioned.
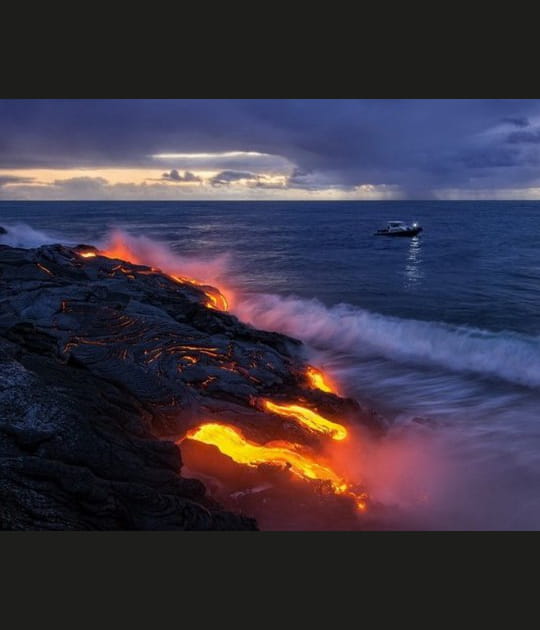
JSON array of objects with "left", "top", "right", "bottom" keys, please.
[
  {"left": 99, "top": 229, "right": 233, "bottom": 288},
  {"left": 0, "top": 223, "right": 60, "bottom": 248}
]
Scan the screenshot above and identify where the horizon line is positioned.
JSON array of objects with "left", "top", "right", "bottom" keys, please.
[{"left": 2, "top": 198, "right": 540, "bottom": 203}]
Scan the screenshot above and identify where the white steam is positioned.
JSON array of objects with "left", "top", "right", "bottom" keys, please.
[
  {"left": 99, "top": 229, "right": 233, "bottom": 287},
  {"left": 0, "top": 223, "right": 61, "bottom": 248}
]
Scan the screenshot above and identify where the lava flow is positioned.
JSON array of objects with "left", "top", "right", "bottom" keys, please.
[
  {"left": 76, "top": 232, "right": 369, "bottom": 520},
  {"left": 263, "top": 399, "right": 348, "bottom": 441},
  {"left": 82, "top": 231, "right": 230, "bottom": 312},
  {"left": 171, "top": 275, "right": 229, "bottom": 311},
  {"left": 184, "top": 423, "right": 367, "bottom": 511},
  {"left": 306, "top": 366, "right": 335, "bottom": 393}
]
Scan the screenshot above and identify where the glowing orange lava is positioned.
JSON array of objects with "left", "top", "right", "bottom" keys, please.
[
  {"left": 306, "top": 366, "right": 335, "bottom": 393},
  {"left": 185, "top": 422, "right": 366, "bottom": 510},
  {"left": 93, "top": 233, "right": 230, "bottom": 312},
  {"left": 73, "top": 233, "right": 367, "bottom": 515},
  {"left": 172, "top": 275, "right": 229, "bottom": 311},
  {"left": 263, "top": 400, "right": 348, "bottom": 441},
  {"left": 204, "top": 289, "right": 229, "bottom": 311}
]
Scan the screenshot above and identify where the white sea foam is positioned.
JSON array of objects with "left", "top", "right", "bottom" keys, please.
[{"left": 234, "top": 293, "right": 540, "bottom": 388}]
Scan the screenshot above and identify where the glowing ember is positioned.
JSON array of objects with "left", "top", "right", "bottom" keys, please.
[
  {"left": 79, "top": 251, "right": 96, "bottom": 258},
  {"left": 185, "top": 423, "right": 366, "bottom": 511},
  {"left": 36, "top": 263, "right": 53, "bottom": 276},
  {"left": 356, "top": 495, "right": 368, "bottom": 511},
  {"left": 263, "top": 400, "right": 348, "bottom": 441},
  {"left": 306, "top": 366, "right": 334, "bottom": 393}
]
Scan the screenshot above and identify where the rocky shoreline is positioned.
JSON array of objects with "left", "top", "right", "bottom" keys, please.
[{"left": 0, "top": 240, "right": 386, "bottom": 530}]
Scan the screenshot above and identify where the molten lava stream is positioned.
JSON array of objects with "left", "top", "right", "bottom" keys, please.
[
  {"left": 204, "top": 289, "right": 229, "bottom": 311},
  {"left": 171, "top": 275, "right": 229, "bottom": 311},
  {"left": 306, "top": 366, "right": 336, "bottom": 394},
  {"left": 183, "top": 423, "right": 367, "bottom": 511},
  {"left": 263, "top": 400, "right": 348, "bottom": 441}
]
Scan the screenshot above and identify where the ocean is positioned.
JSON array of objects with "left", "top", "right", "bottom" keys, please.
[{"left": 2, "top": 200, "right": 540, "bottom": 529}]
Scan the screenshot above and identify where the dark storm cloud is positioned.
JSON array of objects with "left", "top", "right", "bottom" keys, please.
[
  {"left": 162, "top": 169, "right": 201, "bottom": 183},
  {"left": 2, "top": 99, "right": 540, "bottom": 196},
  {"left": 459, "top": 148, "right": 522, "bottom": 169},
  {"left": 506, "top": 129, "right": 540, "bottom": 144},
  {"left": 287, "top": 167, "right": 313, "bottom": 187},
  {"left": 209, "top": 170, "right": 258, "bottom": 186}
]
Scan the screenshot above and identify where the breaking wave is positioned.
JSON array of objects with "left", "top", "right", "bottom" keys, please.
[{"left": 234, "top": 294, "right": 540, "bottom": 388}]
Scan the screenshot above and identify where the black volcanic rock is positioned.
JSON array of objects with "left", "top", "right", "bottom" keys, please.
[
  {"left": 0, "top": 243, "right": 385, "bottom": 530},
  {"left": 0, "top": 336, "right": 255, "bottom": 530}
]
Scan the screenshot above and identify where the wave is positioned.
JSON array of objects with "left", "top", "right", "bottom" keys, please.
[
  {"left": 234, "top": 294, "right": 540, "bottom": 388},
  {"left": 0, "top": 223, "right": 60, "bottom": 248}
]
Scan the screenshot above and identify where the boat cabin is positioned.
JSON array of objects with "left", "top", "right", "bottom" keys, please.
[{"left": 387, "top": 221, "right": 407, "bottom": 229}]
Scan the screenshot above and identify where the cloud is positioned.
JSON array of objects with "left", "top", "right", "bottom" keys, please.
[
  {"left": 459, "top": 148, "right": 522, "bottom": 169},
  {"left": 3, "top": 99, "right": 540, "bottom": 197},
  {"left": 162, "top": 169, "right": 201, "bottom": 183},
  {"left": 209, "top": 170, "right": 259, "bottom": 186},
  {"left": 502, "top": 116, "right": 530, "bottom": 128},
  {"left": 506, "top": 129, "right": 540, "bottom": 144},
  {"left": 51, "top": 176, "right": 110, "bottom": 197},
  {"left": 285, "top": 167, "right": 328, "bottom": 190},
  {"left": 1, "top": 173, "right": 392, "bottom": 201},
  {"left": 0, "top": 175, "right": 34, "bottom": 187},
  {"left": 251, "top": 179, "right": 287, "bottom": 190}
]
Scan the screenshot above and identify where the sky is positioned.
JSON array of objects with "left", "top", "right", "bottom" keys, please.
[{"left": 2, "top": 99, "right": 540, "bottom": 200}]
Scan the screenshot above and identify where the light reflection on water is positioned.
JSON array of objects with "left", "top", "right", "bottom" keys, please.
[{"left": 403, "top": 236, "right": 424, "bottom": 290}]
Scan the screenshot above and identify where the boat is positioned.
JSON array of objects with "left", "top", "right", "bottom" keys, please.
[{"left": 374, "top": 221, "right": 423, "bottom": 237}]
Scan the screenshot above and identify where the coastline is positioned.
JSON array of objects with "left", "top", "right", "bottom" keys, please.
[{"left": 0, "top": 241, "right": 386, "bottom": 530}]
